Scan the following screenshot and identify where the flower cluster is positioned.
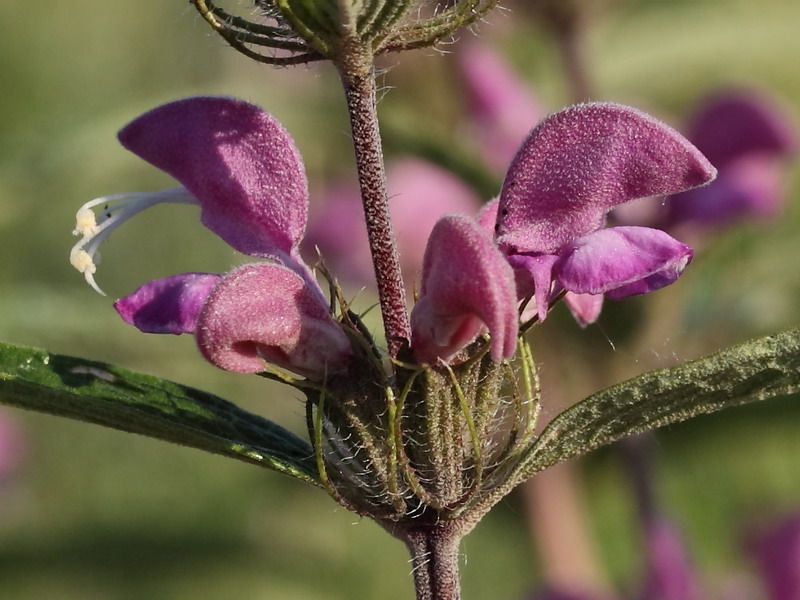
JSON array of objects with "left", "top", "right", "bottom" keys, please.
[
  {"left": 71, "top": 96, "right": 714, "bottom": 379},
  {"left": 70, "top": 96, "right": 716, "bottom": 525}
]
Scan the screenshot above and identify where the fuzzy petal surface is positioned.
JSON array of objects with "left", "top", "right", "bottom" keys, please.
[
  {"left": 411, "top": 215, "right": 518, "bottom": 363},
  {"left": 495, "top": 103, "right": 716, "bottom": 254},
  {"left": 196, "top": 263, "right": 351, "bottom": 378},
  {"left": 114, "top": 272, "right": 221, "bottom": 335},
  {"left": 119, "top": 97, "right": 308, "bottom": 258},
  {"left": 555, "top": 227, "right": 693, "bottom": 298},
  {"left": 476, "top": 197, "right": 500, "bottom": 236}
]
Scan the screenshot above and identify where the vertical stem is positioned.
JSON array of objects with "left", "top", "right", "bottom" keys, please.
[
  {"left": 404, "top": 525, "right": 463, "bottom": 600},
  {"left": 339, "top": 67, "right": 411, "bottom": 357}
]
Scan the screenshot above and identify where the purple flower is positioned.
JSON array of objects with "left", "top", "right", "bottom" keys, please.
[
  {"left": 457, "top": 40, "right": 543, "bottom": 170},
  {"left": 748, "top": 513, "right": 800, "bottom": 600},
  {"left": 410, "top": 214, "right": 518, "bottom": 363},
  {"left": 664, "top": 90, "right": 796, "bottom": 229},
  {"left": 409, "top": 103, "right": 714, "bottom": 363},
  {"left": 72, "top": 98, "right": 714, "bottom": 371},
  {"left": 303, "top": 158, "right": 481, "bottom": 288},
  {"left": 491, "top": 102, "right": 715, "bottom": 323},
  {"left": 638, "top": 519, "right": 703, "bottom": 600},
  {"left": 71, "top": 97, "right": 351, "bottom": 380}
]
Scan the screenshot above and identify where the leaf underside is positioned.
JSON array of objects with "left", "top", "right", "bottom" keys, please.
[
  {"left": 517, "top": 326, "right": 800, "bottom": 481},
  {"left": 0, "top": 343, "right": 319, "bottom": 485}
]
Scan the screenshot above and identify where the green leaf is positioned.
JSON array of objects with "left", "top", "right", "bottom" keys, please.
[
  {"left": 0, "top": 342, "right": 319, "bottom": 485},
  {"left": 517, "top": 326, "right": 800, "bottom": 481}
]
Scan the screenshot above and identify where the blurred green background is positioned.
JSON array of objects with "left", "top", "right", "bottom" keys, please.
[{"left": 1, "top": 1, "right": 799, "bottom": 598}]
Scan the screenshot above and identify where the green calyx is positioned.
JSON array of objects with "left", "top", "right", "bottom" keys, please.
[
  {"left": 302, "top": 322, "right": 542, "bottom": 529},
  {"left": 191, "top": 0, "right": 502, "bottom": 70}
]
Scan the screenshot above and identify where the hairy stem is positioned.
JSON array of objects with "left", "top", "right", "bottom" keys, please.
[
  {"left": 339, "top": 67, "right": 411, "bottom": 357},
  {"left": 404, "top": 525, "right": 463, "bottom": 600}
]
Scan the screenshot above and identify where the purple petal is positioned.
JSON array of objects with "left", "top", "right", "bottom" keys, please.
[
  {"left": 195, "top": 263, "right": 351, "bottom": 378},
  {"left": 476, "top": 198, "right": 500, "bottom": 236},
  {"left": 495, "top": 103, "right": 717, "bottom": 254},
  {"left": 411, "top": 215, "right": 518, "bottom": 363},
  {"left": 639, "top": 519, "right": 703, "bottom": 600},
  {"left": 506, "top": 253, "right": 559, "bottom": 322},
  {"left": 747, "top": 513, "right": 800, "bottom": 600},
  {"left": 554, "top": 227, "right": 693, "bottom": 299},
  {"left": 114, "top": 272, "right": 221, "bottom": 334},
  {"left": 119, "top": 97, "right": 308, "bottom": 258},
  {"left": 666, "top": 154, "right": 785, "bottom": 228},
  {"left": 564, "top": 292, "right": 604, "bottom": 327},
  {"left": 457, "top": 41, "right": 543, "bottom": 170},
  {"left": 687, "top": 89, "right": 796, "bottom": 169}
]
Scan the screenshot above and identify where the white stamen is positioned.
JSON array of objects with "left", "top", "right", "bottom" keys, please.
[
  {"left": 73, "top": 207, "right": 98, "bottom": 237},
  {"left": 70, "top": 187, "right": 197, "bottom": 294}
]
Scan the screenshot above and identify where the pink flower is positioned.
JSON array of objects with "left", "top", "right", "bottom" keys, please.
[
  {"left": 410, "top": 214, "right": 518, "bottom": 363},
  {"left": 71, "top": 97, "right": 351, "bottom": 380},
  {"left": 664, "top": 89, "right": 796, "bottom": 229},
  {"left": 494, "top": 103, "right": 714, "bottom": 322},
  {"left": 748, "top": 513, "right": 800, "bottom": 600},
  {"left": 303, "top": 158, "right": 481, "bottom": 288},
  {"left": 411, "top": 103, "right": 716, "bottom": 359},
  {"left": 410, "top": 103, "right": 715, "bottom": 363},
  {"left": 456, "top": 40, "right": 543, "bottom": 170},
  {"left": 72, "top": 99, "right": 715, "bottom": 371}
]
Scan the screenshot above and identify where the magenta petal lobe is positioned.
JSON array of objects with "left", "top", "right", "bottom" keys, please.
[
  {"left": 118, "top": 97, "right": 308, "bottom": 258},
  {"left": 411, "top": 215, "right": 518, "bottom": 364},
  {"left": 555, "top": 227, "right": 693, "bottom": 298},
  {"left": 563, "top": 292, "right": 604, "bottom": 327},
  {"left": 195, "top": 263, "right": 351, "bottom": 378},
  {"left": 496, "top": 103, "right": 717, "bottom": 254},
  {"left": 506, "top": 253, "right": 559, "bottom": 323},
  {"left": 114, "top": 273, "right": 221, "bottom": 335}
]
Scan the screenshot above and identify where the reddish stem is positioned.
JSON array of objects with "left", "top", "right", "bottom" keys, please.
[
  {"left": 339, "top": 68, "right": 411, "bottom": 357},
  {"left": 404, "top": 525, "right": 463, "bottom": 600}
]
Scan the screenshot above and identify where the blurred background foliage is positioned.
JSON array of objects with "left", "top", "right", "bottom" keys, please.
[{"left": 1, "top": 0, "right": 799, "bottom": 598}]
